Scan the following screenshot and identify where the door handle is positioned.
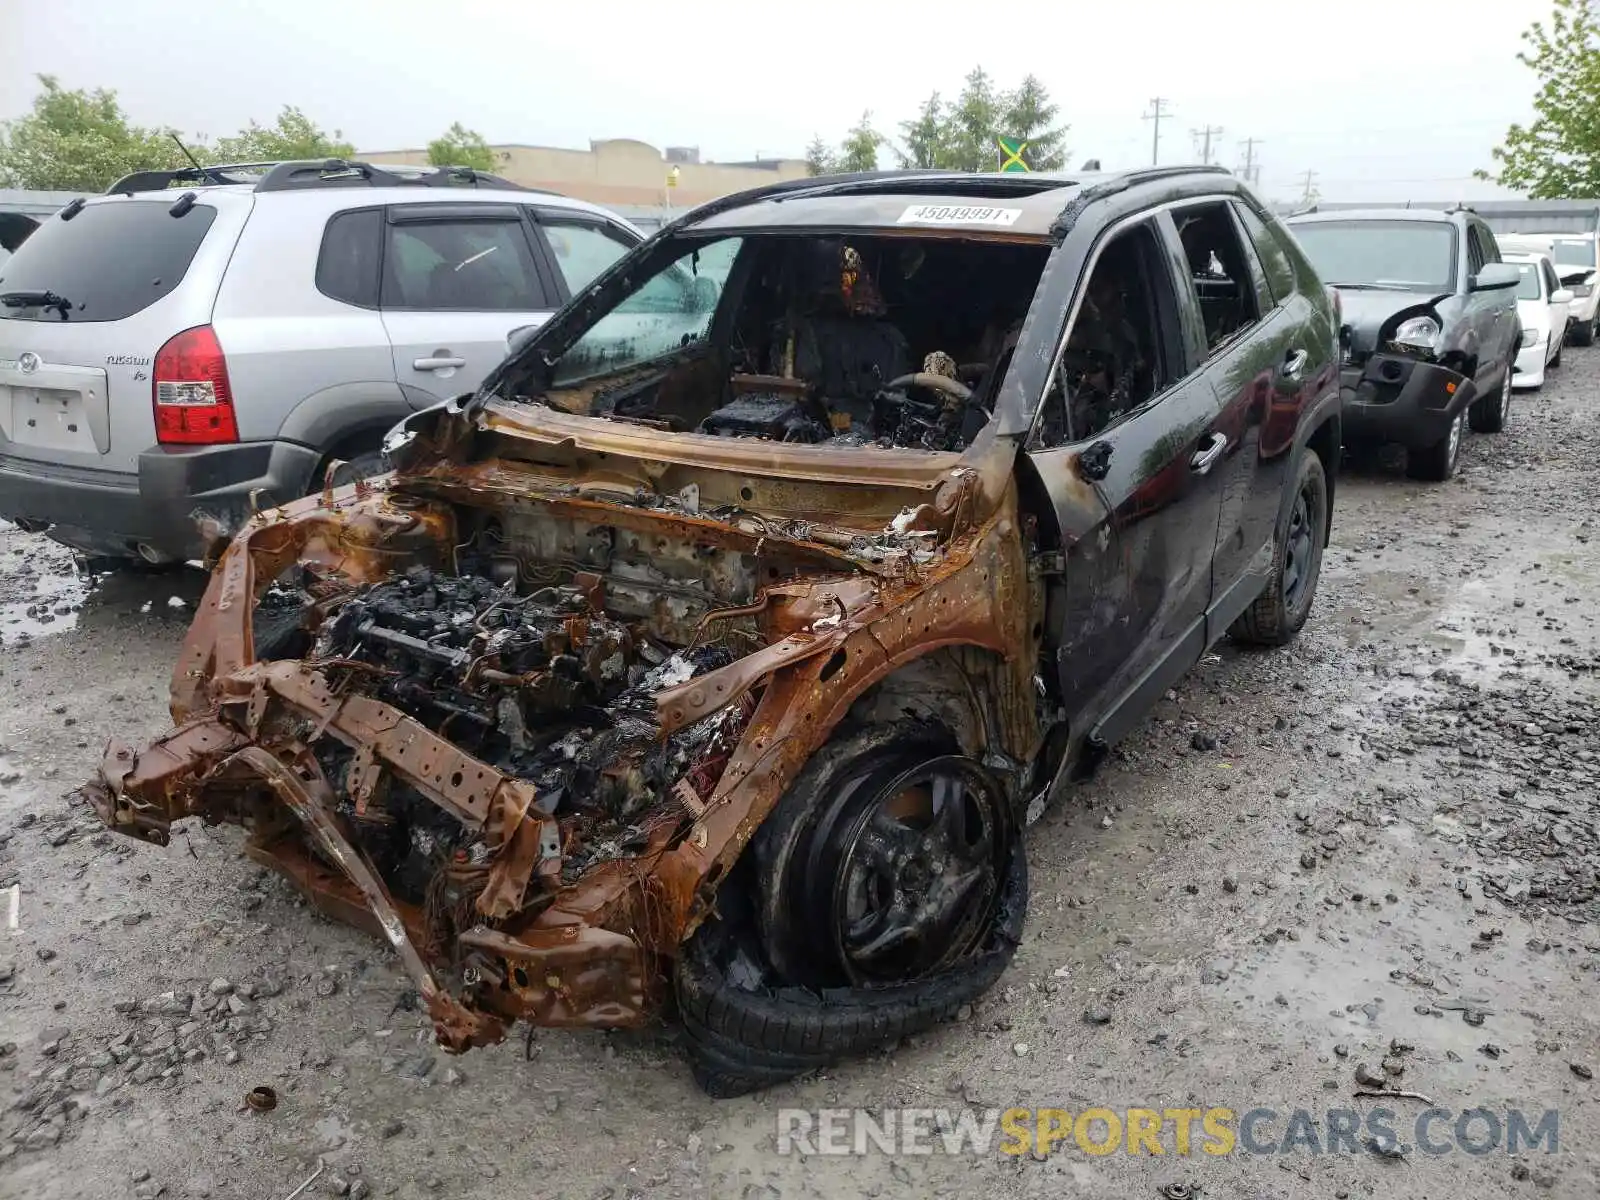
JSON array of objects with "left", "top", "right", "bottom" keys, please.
[
  {"left": 413, "top": 356, "right": 467, "bottom": 371},
  {"left": 1190, "top": 432, "right": 1228, "bottom": 475},
  {"left": 1278, "top": 348, "right": 1310, "bottom": 382}
]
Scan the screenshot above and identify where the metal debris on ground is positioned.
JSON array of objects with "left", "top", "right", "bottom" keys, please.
[{"left": 244, "top": 1085, "right": 278, "bottom": 1113}]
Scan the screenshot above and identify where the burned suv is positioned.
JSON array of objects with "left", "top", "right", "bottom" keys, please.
[{"left": 85, "top": 167, "right": 1341, "bottom": 1096}]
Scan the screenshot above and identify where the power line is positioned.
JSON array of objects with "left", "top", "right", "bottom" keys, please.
[
  {"left": 1191, "top": 124, "right": 1224, "bottom": 166},
  {"left": 1239, "top": 137, "right": 1263, "bottom": 186},
  {"left": 1298, "top": 169, "right": 1320, "bottom": 205},
  {"left": 1142, "top": 98, "right": 1174, "bottom": 166}
]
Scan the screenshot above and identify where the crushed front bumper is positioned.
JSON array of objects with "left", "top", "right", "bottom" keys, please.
[{"left": 1340, "top": 353, "right": 1474, "bottom": 449}]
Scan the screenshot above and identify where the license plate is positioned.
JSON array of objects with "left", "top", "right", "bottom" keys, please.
[{"left": 4, "top": 384, "right": 98, "bottom": 454}]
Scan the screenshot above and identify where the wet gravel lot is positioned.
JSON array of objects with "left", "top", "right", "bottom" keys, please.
[{"left": 1, "top": 358, "right": 1598, "bottom": 1199}]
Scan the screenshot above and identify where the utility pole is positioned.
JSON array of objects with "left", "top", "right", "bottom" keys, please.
[
  {"left": 1143, "top": 98, "right": 1173, "bottom": 166},
  {"left": 1191, "top": 124, "right": 1224, "bottom": 165},
  {"left": 1240, "top": 137, "right": 1263, "bottom": 186},
  {"left": 1298, "top": 169, "right": 1320, "bottom": 206}
]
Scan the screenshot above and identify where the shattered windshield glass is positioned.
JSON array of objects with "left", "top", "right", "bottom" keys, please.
[{"left": 1291, "top": 221, "right": 1456, "bottom": 292}]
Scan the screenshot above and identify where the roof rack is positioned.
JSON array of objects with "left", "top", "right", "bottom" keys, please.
[
  {"left": 254, "top": 159, "right": 530, "bottom": 193},
  {"left": 104, "top": 159, "right": 533, "bottom": 197},
  {"left": 104, "top": 162, "right": 282, "bottom": 194}
]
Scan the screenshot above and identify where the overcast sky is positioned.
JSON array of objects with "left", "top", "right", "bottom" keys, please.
[{"left": 4, "top": 0, "right": 1555, "bottom": 203}]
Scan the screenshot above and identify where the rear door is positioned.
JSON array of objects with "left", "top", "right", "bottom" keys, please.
[
  {"left": 378, "top": 203, "right": 560, "bottom": 406},
  {"left": 0, "top": 196, "right": 244, "bottom": 478},
  {"left": 1025, "top": 214, "right": 1228, "bottom": 747}
]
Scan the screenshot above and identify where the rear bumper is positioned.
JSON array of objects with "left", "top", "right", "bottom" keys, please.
[
  {"left": 0, "top": 440, "right": 321, "bottom": 560},
  {"left": 1339, "top": 354, "right": 1475, "bottom": 449}
]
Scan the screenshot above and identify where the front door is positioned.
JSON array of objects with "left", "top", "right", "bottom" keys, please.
[
  {"left": 1025, "top": 214, "right": 1228, "bottom": 749},
  {"left": 378, "top": 204, "right": 560, "bottom": 407}
]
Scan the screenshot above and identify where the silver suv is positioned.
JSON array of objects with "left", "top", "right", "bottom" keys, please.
[{"left": 0, "top": 159, "right": 647, "bottom": 565}]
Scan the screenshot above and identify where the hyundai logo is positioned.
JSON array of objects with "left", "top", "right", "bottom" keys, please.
[{"left": 17, "top": 351, "right": 40, "bottom": 375}]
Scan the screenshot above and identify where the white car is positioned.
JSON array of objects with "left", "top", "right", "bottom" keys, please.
[
  {"left": 1503, "top": 252, "right": 1572, "bottom": 390},
  {"left": 1499, "top": 232, "right": 1598, "bottom": 345}
]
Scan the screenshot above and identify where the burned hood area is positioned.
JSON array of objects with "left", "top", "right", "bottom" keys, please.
[{"left": 80, "top": 219, "right": 1055, "bottom": 1079}]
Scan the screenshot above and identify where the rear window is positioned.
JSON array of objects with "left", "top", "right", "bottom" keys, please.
[{"left": 0, "top": 200, "right": 218, "bottom": 322}]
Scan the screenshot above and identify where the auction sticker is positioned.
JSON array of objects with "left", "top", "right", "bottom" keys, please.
[{"left": 897, "top": 204, "right": 1022, "bottom": 227}]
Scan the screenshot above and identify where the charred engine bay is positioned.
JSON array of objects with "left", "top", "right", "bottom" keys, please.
[{"left": 302, "top": 566, "right": 752, "bottom": 902}]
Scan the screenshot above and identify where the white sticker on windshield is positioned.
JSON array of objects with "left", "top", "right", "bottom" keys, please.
[{"left": 897, "top": 204, "right": 1022, "bottom": 227}]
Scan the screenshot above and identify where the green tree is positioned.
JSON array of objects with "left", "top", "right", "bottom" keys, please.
[
  {"left": 427, "top": 122, "right": 498, "bottom": 171},
  {"left": 0, "top": 74, "right": 189, "bottom": 191},
  {"left": 1001, "top": 74, "right": 1067, "bottom": 170},
  {"left": 837, "top": 110, "right": 886, "bottom": 172},
  {"left": 804, "top": 134, "right": 838, "bottom": 176},
  {"left": 213, "top": 106, "right": 354, "bottom": 164},
  {"left": 1479, "top": 0, "right": 1600, "bottom": 195},
  {"left": 944, "top": 67, "right": 1004, "bottom": 171},
  {"left": 898, "top": 93, "right": 950, "bottom": 169}
]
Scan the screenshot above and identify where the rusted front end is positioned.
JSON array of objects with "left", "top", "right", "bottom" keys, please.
[{"left": 83, "top": 410, "right": 1044, "bottom": 1051}]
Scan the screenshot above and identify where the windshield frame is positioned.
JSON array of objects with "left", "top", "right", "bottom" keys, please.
[{"left": 1288, "top": 218, "right": 1458, "bottom": 293}]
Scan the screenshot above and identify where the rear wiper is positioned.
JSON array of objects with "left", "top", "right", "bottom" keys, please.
[
  {"left": 1325, "top": 282, "right": 1387, "bottom": 290},
  {"left": 0, "top": 290, "right": 73, "bottom": 313}
]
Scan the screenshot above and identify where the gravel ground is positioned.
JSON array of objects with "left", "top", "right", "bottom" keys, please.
[{"left": 1, "top": 357, "right": 1598, "bottom": 1200}]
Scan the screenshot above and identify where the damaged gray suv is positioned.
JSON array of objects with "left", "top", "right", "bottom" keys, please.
[{"left": 86, "top": 166, "right": 1342, "bottom": 1096}]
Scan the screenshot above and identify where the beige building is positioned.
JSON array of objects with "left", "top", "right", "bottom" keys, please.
[{"left": 359, "top": 138, "right": 810, "bottom": 209}]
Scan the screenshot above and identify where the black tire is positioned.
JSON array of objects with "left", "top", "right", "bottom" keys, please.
[
  {"left": 1230, "top": 450, "right": 1329, "bottom": 647},
  {"left": 1405, "top": 408, "right": 1465, "bottom": 481},
  {"left": 1469, "top": 355, "right": 1514, "bottom": 433},
  {"left": 1572, "top": 318, "right": 1596, "bottom": 347},
  {"left": 674, "top": 830, "right": 1027, "bottom": 1096},
  {"left": 1551, "top": 342, "right": 1563, "bottom": 369}
]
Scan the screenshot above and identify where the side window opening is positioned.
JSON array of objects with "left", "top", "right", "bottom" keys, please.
[
  {"left": 1034, "top": 222, "right": 1175, "bottom": 448},
  {"left": 1480, "top": 227, "right": 1502, "bottom": 264},
  {"left": 1173, "top": 201, "right": 1262, "bottom": 352},
  {"left": 1467, "top": 226, "right": 1486, "bottom": 276}
]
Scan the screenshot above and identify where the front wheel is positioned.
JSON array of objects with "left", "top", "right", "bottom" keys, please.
[
  {"left": 1405, "top": 409, "right": 1465, "bottom": 481},
  {"left": 675, "top": 722, "right": 1028, "bottom": 1095},
  {"left": 1572, "top": 318, "right": 1595, "bottom": 347},
  {"left": 1551, "top": 342, "right": 1563, "bottom": 370},
  {"left": 1469, "top": 355, "right": 1513, "bottom": 433},
  {"left": 1230, "top": 450, "right": 1329, "bottom": 646}
]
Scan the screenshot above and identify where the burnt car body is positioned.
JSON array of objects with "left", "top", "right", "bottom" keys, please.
[
  {"left": 84, "top": 166, "right": 1341, "bottom": 1095},
  {"left": 1285, "top": 208, "right": 1521, "bottom": 480}
]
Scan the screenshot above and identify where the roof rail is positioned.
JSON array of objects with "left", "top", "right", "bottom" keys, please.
[
  {"left": 254, "top": 159, "right": 530, "bottom": 193},
  {"left": 103, "top": 162, "right": 280, "bottom": 195},
  {"left": 104, "top": 159, "right": 534, "bottom": 197}
]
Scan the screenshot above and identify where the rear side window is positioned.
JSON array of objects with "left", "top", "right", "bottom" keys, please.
[
  {"left": 0, "top": 201, "right": 217, "bottom": 322},
  {"left": 1234, "top": 202, "right": 1298, "bottom": 304},
  {"left": 381, "top": 218, "right": 549, "bottom": 311},
  {"left": 316, "top": 208, "right": 383, "bottom": 307},
  {"left": 1173, "top": 201, "right": 1263, "bottom": 353}
]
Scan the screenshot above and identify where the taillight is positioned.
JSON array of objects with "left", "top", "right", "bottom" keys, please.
[{"left": 153, "top": 325, "right": 238, "bottom": 445}]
